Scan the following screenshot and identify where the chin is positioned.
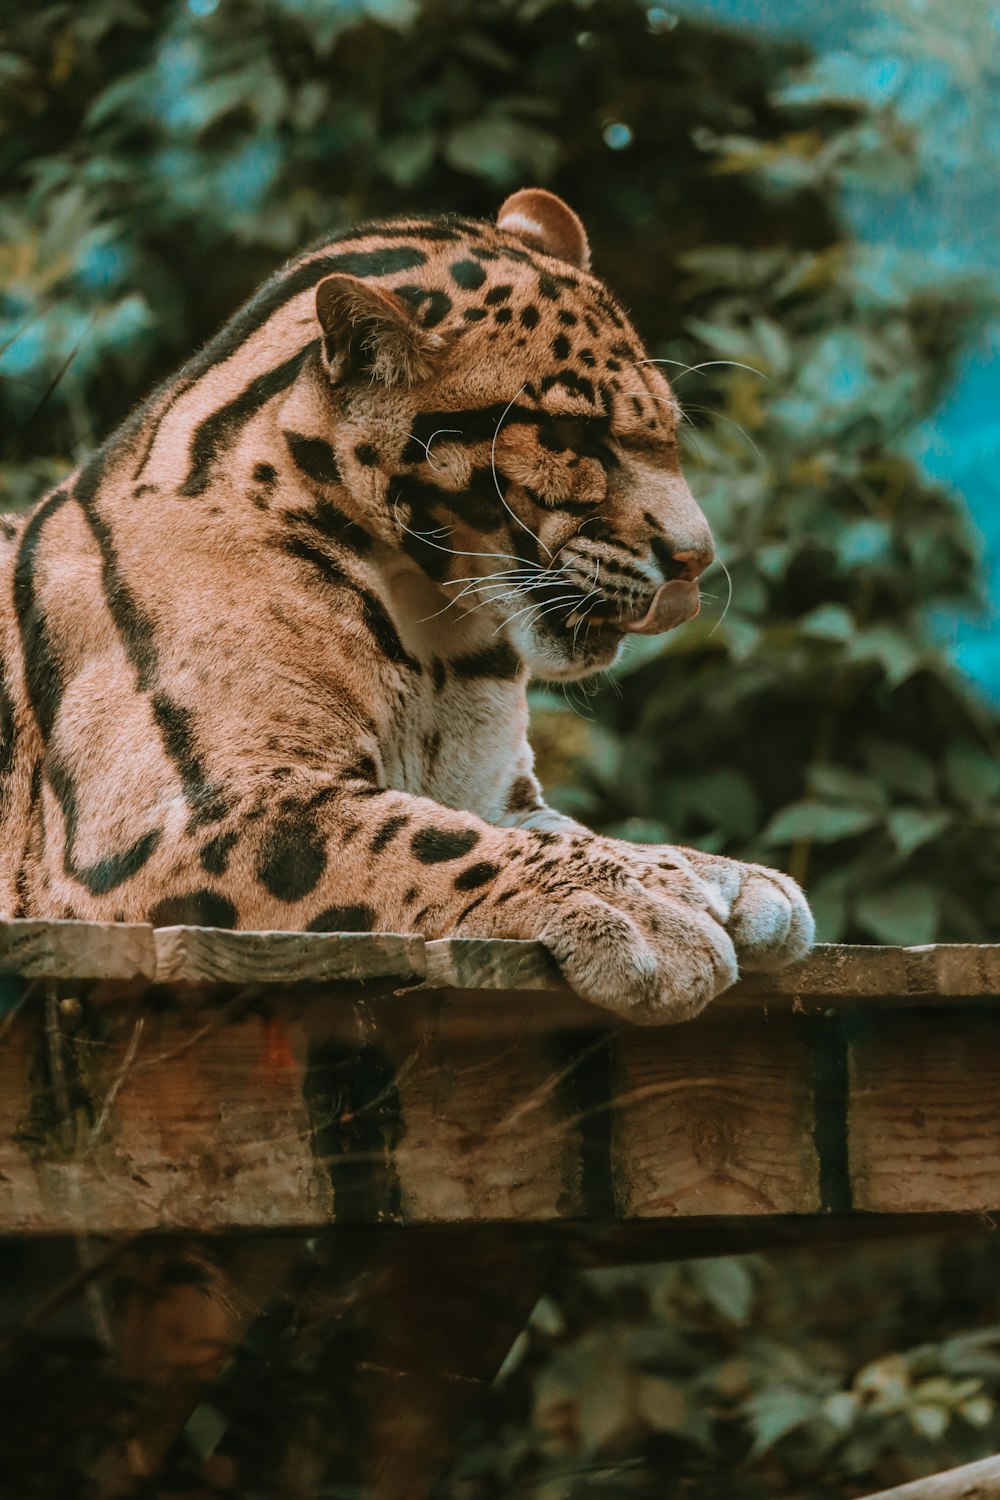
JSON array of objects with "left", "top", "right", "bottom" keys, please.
[{"left": 511, "top": 619, "right": 625, "bottom": 681}]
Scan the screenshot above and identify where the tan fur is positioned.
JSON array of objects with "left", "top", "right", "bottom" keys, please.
[{"left": 0, "top": 192, "right": 813, "bottom": 1020}]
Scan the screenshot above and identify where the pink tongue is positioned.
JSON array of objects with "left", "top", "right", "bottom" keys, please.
[{"left": 622, "top": 578, "right": 701, "bottom": 636}]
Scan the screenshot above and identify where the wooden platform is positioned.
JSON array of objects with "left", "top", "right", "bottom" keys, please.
[
  {"left": 2, "top": 923, "right": 999, "bottom": 1235},
  {"left": 1, "top": 923, "right": 999, "bottom": 1497}
]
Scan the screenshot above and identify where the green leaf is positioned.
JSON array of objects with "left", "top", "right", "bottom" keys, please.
[
  {"left": 691, "top": 1258, "right": 756, "bottom": 1323},
  {"left": 863, "top": 737, "right": 938, "bottom": 802},
  {"left": 908, "top": 1404, "right": 949, "bottom": 1440},
  {"left": 745, "top": 1387, "right": 820, "bottom": 1456},
  {"left": 763, "top": 802, "right": 880, "bottom": 845},
  {"left": 855, "top": 882, "right": 939, "bottom": 945},
  {"left": 800, "top": 603, "right": 854, "bottom": 640},
  {"left": 944, "top": 742, "right": 1000, "bottom": 810},
  {"left": 444, "top": 117, "right": 558, "bottom": 184},
  {"left": 807, "top": 765, "right": 886, "bottom": 808},
  {"left": 888, "top": 807, "right": 950, "bottom": 857}
]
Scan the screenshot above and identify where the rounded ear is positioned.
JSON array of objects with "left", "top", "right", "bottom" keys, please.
[
  {"left": 315, "top": 274, "right": 443, "bottom": 388},
  {"left": 496, "top": 188, "right": 591, "bottom": 271}
]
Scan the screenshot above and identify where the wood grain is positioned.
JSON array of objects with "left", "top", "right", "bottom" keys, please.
[
  {"left": 855, "top": 1452, "right": 1000, "bottom": 1499},
  {"left": 0, "top": 919, "right": 156, "bottom": 980},
  {"left": 611, "top": 1021, "right": 822, "bottom": 1216},
  {"left": 154, "top": 926, "right": 426, "bottom": 986},
  {"left": 0, "top": 920, "right": 995, "bottom": 1009},
  {"left": 848, "top": 1015, "right": 1000, "bottom": 1213}
]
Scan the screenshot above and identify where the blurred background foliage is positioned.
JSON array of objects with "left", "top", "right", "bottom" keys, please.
[{"left": 2, "top": 0, "right": 1000, "bottom": 1495}]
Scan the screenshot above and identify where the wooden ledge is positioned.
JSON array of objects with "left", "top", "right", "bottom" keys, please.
[
  {"left": 3, "top": 922, "right": 999, "bottom": 1235},
  {"left": 0, "top": 920, "right": 998, "bottom": 1011}
]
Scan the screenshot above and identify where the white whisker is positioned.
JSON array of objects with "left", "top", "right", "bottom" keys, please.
[
  {"left": 706, "top": 555, "right": 733, "bottom": 638},
  {"left": 683, "top": 402, "right": 762, "bottom": 458},
  {"left": 491, "top": 386, "right": 552, "bottom": 559},
  {"left": 633, "top": 356, "right": 769, "bottom": 383}
]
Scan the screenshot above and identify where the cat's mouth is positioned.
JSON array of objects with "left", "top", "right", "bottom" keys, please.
[{"left": 564, "top": 579, "right": 701, "bottom": 637}]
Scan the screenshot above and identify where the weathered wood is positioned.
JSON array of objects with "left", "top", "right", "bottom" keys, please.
[
  {"left": 0, "top": 921, "right": 996, "bottom": 1008},
  {"left": 611, "top": 1020, "right": 822, "bottom": 1216},
  {"left": 2, "top": 927, "right": 999, "bottom": 1234},
  {"left": 856, "top": 1453, "right": 1000, "bottom": 1499},
  {"left": 0, "top": 919, "right": 156, "bottom": 981},
  {"left": 103, "top": 1236, "right": 307, "bottom": 1495},
  {"left": 849, "top": 1015, "right": 1000, "bottom": 1213},
  {"left": 356, "top": 1229, "right": 549, "bottom": 1500},
  {"left": 154, "top": 925, "right": 426, "bottom": 986}
]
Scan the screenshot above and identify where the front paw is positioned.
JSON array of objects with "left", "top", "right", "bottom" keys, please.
[
  {"left": 540, "top": 888, "right": 738, "bottom": 1025},
  {"left": 677, "top": 851, "right": 815, "bottom": 972}
]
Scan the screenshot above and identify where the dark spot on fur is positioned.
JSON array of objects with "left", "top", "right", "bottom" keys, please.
[
  {"left": 402, "top": 885, "right": 419, "bottom": 905},
  {"left": 454, "top": 861, "right": 501, "bottom": 892},
  {"left": 394, "top": 284, "right": 452, "bottom": 328},
  {"left": 451, "top": 259, "right": 487, "bottom": 290},
  {"left": 494, "top": 307, "right": 512, "bottom": 325},
  {"left": 505, "top": 776, "right": 539, "bottom": 814},
  {"left": 258, "top": 804, "right": 328, "bottom": 901},
  {"left": 354, "top": 443, "right": 379, "bottom": 467},
  {"left": 283, "top": 534, "right": 348, "bottom": 587},
  {"left": 463, "top": 307, "right": 487, "bottom": 323},
  {"left": 200, "top": 831, "right": 238, "bottom": 876},
  {"left": 432, "top": 657, "right": 447, "bottom": 692},
  {"left": 520, "top": 304, "right": 539, "bottom": 328},
  {"left": 551, "top": 334, "right": 571, "bottom": 360},
  {"left": 149, "top": 890, "right": 237, "bottom": 928},
  {"left": 358, "top": 589, "right": 421, "bottom": 671},
  {"left": 456, "top": 894, "right": 489, "bottom": 924},
  {"left": 424, "top": 729, "right": 442, "bottom": 765},
  {"left": 411, "top": 827, "right": 479, "bottom": 863},
  {"left": 606, "top": 357, "right": 621, "bottom": 372},
  {"left": 557, "top": 310, "right": 578, "bottom": 326},
  {"left": 485, "top": 284, "right": 513, "bottom": 305},
  {"left": 370, "top": 814, "right": 410, "bottom": 853},
  {"left": 78, "top": 829, "right": 164, "bottom": 897},
  {"left": 450, "top": 642, "right": 521, "bottom": 680},
  {"left": 541, "top": 369, "right": 595, "bottom": 404},
  {"left": 495, "top": 888, "right": 516, "bottom": 904},
  {"left": 579, "top": 348, "right": 597, "bottom": 367},
  {"left": 285, "top": 431, "right": 341, "bottom": 486},
  {"left": 297, "top": 496, "right": 371, "bottom": 556},
  {"left": 345, "top": 754, "right": 378, "bottom": 783},
  {"left": 538, "top": 272, "right": 560, "bottom": 300},
  {"left": 253, "top": 461, "right": 277, "bottom": 486},
  {"left": 306, "top": 904, "right": 375, "bottom": 932}
]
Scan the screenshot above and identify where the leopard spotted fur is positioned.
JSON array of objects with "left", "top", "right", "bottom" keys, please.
[{"left": 0, "top": 189, "right": 813, "bottom": 1021}]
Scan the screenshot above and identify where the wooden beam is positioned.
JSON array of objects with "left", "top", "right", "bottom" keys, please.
[
  {"left": 1, "top": 925, "right": 998, "bottom": 1234},
  {"left": 0, "top": 920, "right": 997, "bottom": 1009},
  {"left": 856, "top": 1453, "right": 1000, "bottom": 1498}
]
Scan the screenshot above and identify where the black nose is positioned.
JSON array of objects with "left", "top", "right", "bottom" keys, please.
[{"left": 650, "top": 537, "right": 713, "bottom": 581}]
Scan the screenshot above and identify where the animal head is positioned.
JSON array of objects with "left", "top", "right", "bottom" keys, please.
[{"left": 310, "top": 189, "right": 714, "bottom": 681}]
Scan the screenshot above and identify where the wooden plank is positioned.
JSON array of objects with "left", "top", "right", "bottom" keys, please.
[
  {"left": 1, "top": 997, "right": 330, "bottom": 1234},
  {"left": 385, "top": 1024, "right": 589, "bottom": 1223},
  {"left": 856, "top": 1453, "right": 1000, "bottom": 1499},
  {"left": 848, "top": 1014, "right": 1000, "bottom": 1213},
  {"left": 154, "top": 926, "right": 426, "bottom": 986},
  {"left": 0, "top": 921, "right": 994, "bottom": 1009},
  {"left": 424, "top": 936, "right": 562, "bottom": 991},
  {"left": 354, "top": 1230, "right": 550, "bottom": 1500},
  {"left": 0, "top": 919, "right": 155, "bottom": 981},
  {"left": 611, "top": 1021, "right": 822, "bottom": 1216}
]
